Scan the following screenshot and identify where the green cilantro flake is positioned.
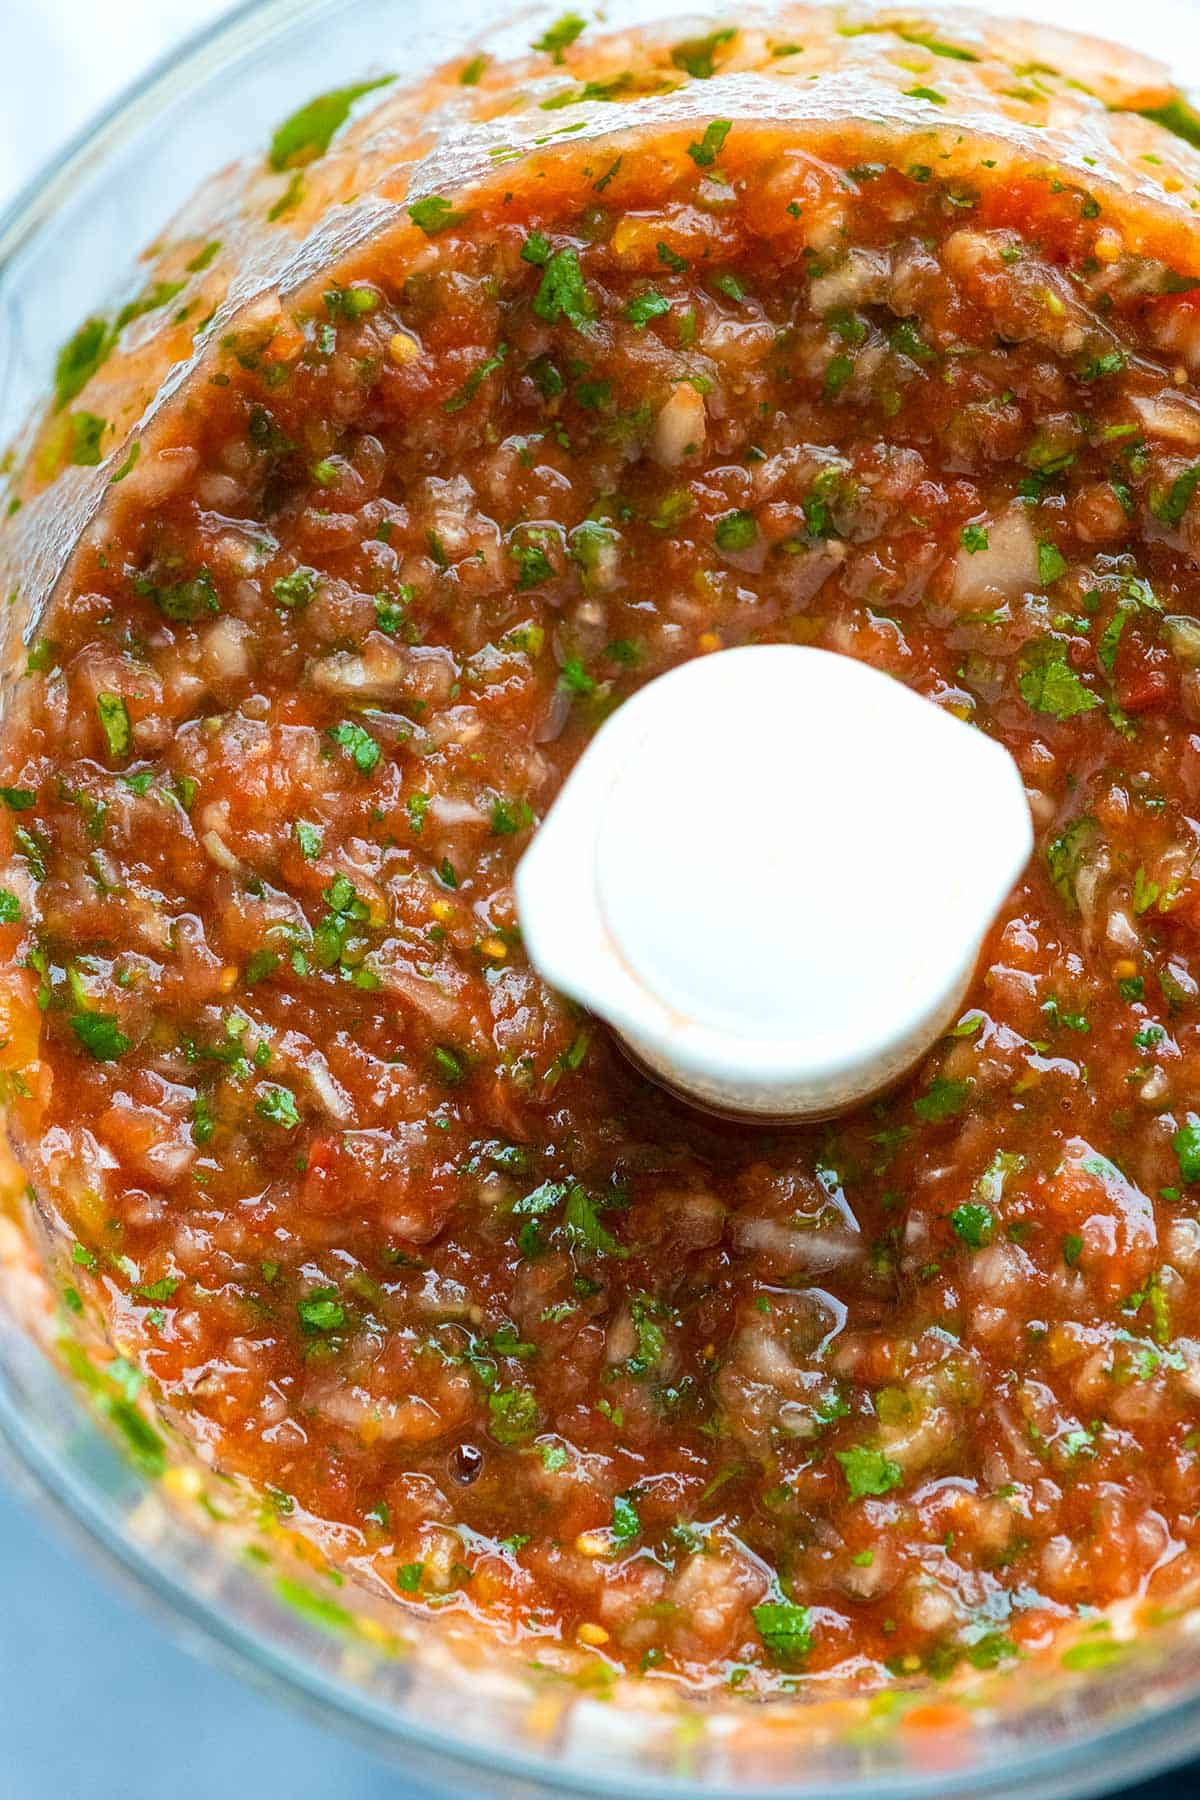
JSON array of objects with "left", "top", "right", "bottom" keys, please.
[
  {"left": 298, "top": 1288, "right": 346, "bottom": 1332},
  {"left": 329, "top": 720, "right": 381, "bottom": 775},
  {"left": 1017, "top": 640, "right": 1102, "bottom": 720},
  {"left": 69, "top": 412, "right": 106, "bottom": 466},
  {"left": 949, "top": 1202, "right": 995, "bottom": 1249},
  {"left": 714, "top": 510, "right": 758, "bottom": 552},
  {"left": 295, "top": 820, "right": 323, "bottom": 859},
  {"left": 670, "top": 28, "right": 736, "bottom": 78},
  {"left": 257, "top": 1085, "right": 300, "bottom": 1130},
  {"left": 836, "top": 1444, "right": 903, "bottom": 1498},
  {"left": 533, "top": 13, "right": 586, "bottom": 60},
  {"left": 914, "top": 1075, "right": 972, "bottom": 1122},
  {"left": 408, "top": 195, "right": 469, "bottom": 235},
  {"left": 1079, "top": 350, "right": 1126, "bottom": 382},
  {"left": 272, "top": 567, "right": 318, "bottom": 610},
  {"left": 625, "top": 289, "right": 671, "bottom": 328},
  {"left": 96, "top": 693, "right": 131, "bottom": 761},
  {"left": 611, "top": 1493, "right": 641, "bottom": 1543},
  {"left": 488, "top": 1386, "right": 539, "bottom": 1444},
  {"left": 752, "top": 1600, "right": 813, "bottom": 1662},
  {"left": 269, "top": 77, "right": 395, "bottom": 171},
  {"left": 823, "top": 352, "right": 854, "bottom": 397},
  {"left": 490, "top": 797, "right": 535, "bottom": 835},
  {"left": 1038, "top": 542, "right": 1068, "bottom": 585},
  {"left": 108, "top": 442, "right": 140, "bottom": 486},
  {"left": 54, "top": 318, "right": 109, "bottom": 410},
  {"left": 70, "top": 1012, "right": 129, "bottom": 1062},
  {"left": 432, "top": 1045, "right": 466, "bottom": 1086},
  {"left": 687, "top": 119, "right": 732, "bottom": 168},
  {"left": 562, "top": 1184, "right": 626, "bottom": 1258},
  {"left": 444, "top": 343, "right": 507, "bottom": 414},
  {"left": 1151, "top": 462, "right": 1200, "bottom": 527},
  {"left": 1173, "top": 1116, "right": 1200, "bottom": 1182},
  {"left": 532, "top": 247, "right": 594, "bottom": 330}
]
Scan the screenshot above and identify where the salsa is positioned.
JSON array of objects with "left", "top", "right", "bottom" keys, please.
[{"left": 8, "top": 4, "right": 1200, "bottom": 1697}]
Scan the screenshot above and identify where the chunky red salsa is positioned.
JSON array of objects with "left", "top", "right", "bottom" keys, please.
[{"left": 9, "top": 5, "right": 1200, "bottom": 1698}]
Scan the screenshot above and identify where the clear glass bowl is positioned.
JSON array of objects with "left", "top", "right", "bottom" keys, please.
[{"left": 4, "top": 2, "right": 1200, "bottom": 1793}]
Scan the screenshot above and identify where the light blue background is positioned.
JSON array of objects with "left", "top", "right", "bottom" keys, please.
[{"left": 0, "top": 1478, "right": 437, "bottom": 1798}]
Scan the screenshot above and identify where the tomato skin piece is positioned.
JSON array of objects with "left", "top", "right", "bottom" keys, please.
[
  {"left": 300, "top": 1133, "right": 344, "bottom": 1213},
  {"left": 1118, "top": 665, "right": 1175, "bottom": 713}
]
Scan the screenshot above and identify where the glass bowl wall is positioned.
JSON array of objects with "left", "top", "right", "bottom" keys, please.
[{"left": 4, "top": 2, "right": 1200, "bottom": 1794}]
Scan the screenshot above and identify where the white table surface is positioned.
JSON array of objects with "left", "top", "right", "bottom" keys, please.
[{"left": 1, "top": 3, "right": 1200, "bottom": 1796}]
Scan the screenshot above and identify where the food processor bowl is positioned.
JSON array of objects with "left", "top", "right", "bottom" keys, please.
[{"left": 4, "top": 2, "right": 1200, "bottom": 1794}]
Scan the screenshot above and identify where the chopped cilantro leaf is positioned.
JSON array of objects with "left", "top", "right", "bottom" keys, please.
[
  {"left": 256, "top": 1085, "right": 300, "bottom": 1130},
  {"left": 914, "top": 1076, "right": 972, "bottom": 1122},
  {"left": 1151, "top": 462, "right": 1200, "bottom": 527},
  {"left": 408, "top": 195, "right": 468, "bottom": 235},
  {"left": 521, "top": 232, "right": 552, "bottom": 267},
  {"left": 532, "top": 247, "right": 594, "bottom": 330},
  {"left": 1173, "top": 1116, "right": 1200, "bottom": 1183},
  {"left": 533, "top": 13, "right": 585, "bottom": 60},
  {"left": 1017, "top": 640, "right": 1102, "bottom": 720},
  {"left": 1038, "top": 542, "right": 1068, "bottom": 586},
  {"left": 490, "top": 797, "right": 535, "bottom": 835},
  {"left": 626, "top": 289, "right": 671, "bottom": 328},
  {"left": 558, "top": 657, "right": 595, "bottom": 696},
  {"left": 611, "top": 1493, "right": 641, "bottom": 1543},
  {"left": 272, "top": 567, "right": 318, "bottom": 609},
  {"left": 444, "top": 343, "right": 508, "bottom": 414},
  {"left": 136, "top": 1277, "right": 179, "bottom": 1304},
  {"left": 836, "top": 1444, "right": 903, "bottom": 1498},
  {"left": 488, "top": 1386, "right": 539, "bottom": 1443},
  {"left": 295, "top": 820, "right": 323, "bottom": 859},
  {"left": 298, "top": 1288, "right": 346, "bottom": 1332},
  {"left": 670, "top": 28, "right": 736, "bottom": 78},
  {"left": 96, "top": 693, "right": 131, "bottom": 761},
  {"left": 69, "top": 412, "right": 106, "bottom": 466},
  {"left": 752, "top": 1600, "right": 813, "bottom": 1662},
  {"left": 269, "top": 77, "right": 395, "bottom": 171},
  {"left": 329, "top": 720, "right": 381, "bottom": 774},
  {"left": 1079, "top": 350, "right": 1126, "bottom": 382},
  {"left": 70, "top": 1012, "right": 129, "bottom": 1061},
  {"left": 432, "top": 1045, "right": 466, "bottom": 1086},
  {"left": 687, "top": 119, "right": 732, "bottom": 168},
  {"left": 950, "top": 1202, "right": 995, "bottom": 1249},
  {"left": 54, "top": 317, "right": 109, "bottom": 411},
  {"left": 714, "top": 509, "right": 758, "bottom": 552},
  {"left": 823, "top": 353, "right": 854, "bottom": 397},
  {"left": 562, "top": 1184, "right": 626, "bottom": 1258}
]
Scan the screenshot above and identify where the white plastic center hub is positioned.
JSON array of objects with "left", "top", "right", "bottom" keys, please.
[{"left": 515, "top": 645, "right": 1033, "bottom": 1119}]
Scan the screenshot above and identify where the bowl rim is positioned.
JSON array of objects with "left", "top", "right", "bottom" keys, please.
[{"left": 2, "top": 1, "right": 1200, "bottom": 1794}]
